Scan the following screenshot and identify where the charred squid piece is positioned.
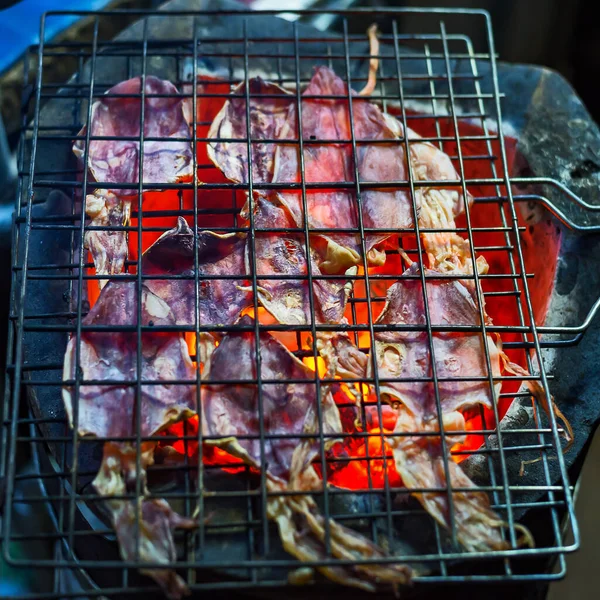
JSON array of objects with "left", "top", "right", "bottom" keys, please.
[
  {"left": 401, "top": 130, "right": 572, "bottom": 460},
  {"left": 207, "top": 75, "right": 361, "bottom": 276},
  {"left": 244, "top": 193, "right": 354, "bottom": 325},
  {"left": 381, "top": 114, "right": 479, "bottom": 275},
  {"left": 374, "top": 263, "right": 502, "bottom": 417},
  {"left": 207, "top": 78, "right": 293, "bottom": 184},
  {"left": 268, "top": 480, "right": 413, "bottom": 591},
  {"left": 142, "top": 216, "right": 252, "bottom": 326},
  {"left": 94, "top": 443, "right": 196, "bottom": 600},
  {"left": 62, "top": 281, "right": 198, "bottom": 598},
  {"left": 407, "top": 138, "right": 479, "bottom": 275},
  {"left": 274, "top": 66, "right": 472, "bottom": 269},
  {"left": 207, "top": 63, "right": 475, "bottom": 273},
  {"left": 272, "top": 66, "right": 364, "bottom": 272},
  {"left": 317, "top": 265, "right": 531, "bottom": 552},
  {"left": 389, "top": 408, "right": 531, "bottom": 552},
  {"left": 201, "top": 316, "right": 412, "bottom": 590},
  {"left": 85, "top": 190, "right": 131, "bottom": 288},
  {"left": 75, "top": 76, "right": 194, "bottom": 288},
  {"left": 373, "top": 267, "right": 513, "bottom": 550},
  {"left": 62, "top": 281, "right": 197, "bottom": 438},
  {"left": 357, "top": 25, "right": 381, "bottom": 97},
  {"left": 268, "top": 66, "right": 470, "bottom": 271},
  {"left": 317, "top": 330, "right": 369, "bottom": 381},
  {"left": 201, "top": 315, "right": 342, "bottom": 482},
  {"left": 319, "top": 265, "right": 502, "bottom": 416},
  {"left": 316, "top": 329, "right": 369, "bottom": 416},
  {"left": 207, "top": 69, "right": 363, "bottom": 273},
  {"left": 73, "top": 76, "right": 194, "bottom": 195}
]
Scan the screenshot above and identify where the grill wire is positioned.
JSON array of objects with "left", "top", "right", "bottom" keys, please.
[{"left": 0, "top": 7, "right": 582, "bottom": 597}]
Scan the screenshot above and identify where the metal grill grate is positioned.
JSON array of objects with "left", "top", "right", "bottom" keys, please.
[{"left": 2, "top": 6, "right": 594, "bottom": 598}]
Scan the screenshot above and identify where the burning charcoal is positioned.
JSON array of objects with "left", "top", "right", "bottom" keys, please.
[
  {"left": 73, "top": 76, "right": 194, "bottom": 195},
  {"left": 142, "top": 216, "right": 252, "bottom": 326},
  {"left": 245, "top": 193, "right": 355, "bottom": 325},
  {"left": 62, "top": 281, "right": 197, "bottom": 598},
  {"left": 201, "top": 316, "right": 413, "bottom": 589},
  {"left": 84, "top": 190, "right": 131, "bottom": 289}
]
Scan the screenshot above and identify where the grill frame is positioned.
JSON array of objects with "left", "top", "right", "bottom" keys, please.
[{"left": 2, "top": 4, "right": 597, "bottom": 597}]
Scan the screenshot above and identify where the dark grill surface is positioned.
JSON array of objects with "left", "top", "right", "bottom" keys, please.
[{"left": 3, "top": 3, "right": 600, "bottom": 598}]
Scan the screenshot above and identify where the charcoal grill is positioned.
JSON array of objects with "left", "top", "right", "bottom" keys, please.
[{"left": 4, "top": 1, "right": 600, "bottom": 598}]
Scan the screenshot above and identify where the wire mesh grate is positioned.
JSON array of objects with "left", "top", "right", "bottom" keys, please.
[{"left": 1, "top": 6, "right": 579, "bottom": 598}]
